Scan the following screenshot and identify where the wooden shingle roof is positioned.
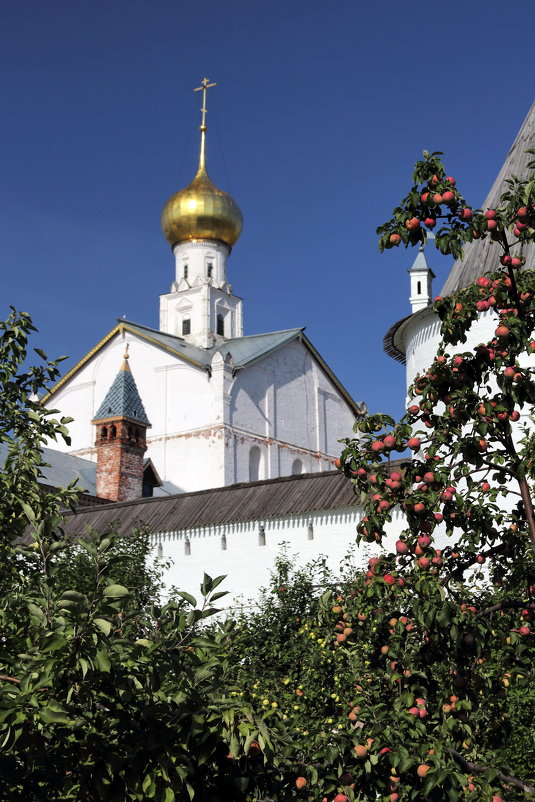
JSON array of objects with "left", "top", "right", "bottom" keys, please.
[{"left": 60, "top": 470, "right": 361, "bottom": 537}]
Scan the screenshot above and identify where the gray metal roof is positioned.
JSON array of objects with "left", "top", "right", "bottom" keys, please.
[
  {"left": 60, "top": 470, "right": 362, "bottom": 537},
  {"left": 0, "top": 443, "right": 179, "bottom": 498},
  {"left": 0, "top": 442, "right": 97, "bottom": 494},
  {"left": 441, "top": 100, "right": 535, "bottom": 295},
  {"left": 121, "top": 320, "right": 304, "bottom": 369},
  {"left": 93, "top": 361, "right": 150, "bottom": 424}
]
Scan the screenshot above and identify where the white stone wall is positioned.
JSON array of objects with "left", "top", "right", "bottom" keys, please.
[
  {"left": 150, "top": 505, "right": 409, "bottom": 607},
  {"left": 47, "top": 332, "right": 356, "bottom": 493}
]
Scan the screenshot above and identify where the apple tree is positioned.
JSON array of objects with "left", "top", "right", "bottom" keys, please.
[
  {"left": 331, "top": 151, "right": 535, "bottom": 799},
  {"left": 221, "top": 153, "right": 535, "bottom": 801}
]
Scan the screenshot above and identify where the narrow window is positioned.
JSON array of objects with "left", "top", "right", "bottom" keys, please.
[
  {"left": 207, "top": 262, "right": 213, "bottom": 278},
  {"left": 110, "top": 425, "right": 117, "bottom": 439},
  {"left": 258, "top": 525, "right": 266, "bottom": 546},
  {"left": 249, "top": 446, "right": 261, "bottom": 482},
  {"left": 417, "top": 280, "right": 422, "bottom": 294},
  {"left": 128, "top": 426, "right": 133, "bottom": 439},
  {"left": 217, "top": 314, "right": 224, "bottom": 336},
  {"left": 101, "top": 426, "right": 108, "bottom": 440},
  {"left": 134, "top": 428, "right": 140, "bottom": 443},
  {"left": 221, "top": 533, "right": 227, "bottom": 551},
  {"left": 182, "top": 318, "right": 191, "bottom": 336},
  {"left": 184, "top": 264, "right": 188, "bottom": 279},
  {"left": 185, "top": 538, "right": 191, "bottom": 556},
  {"left": 157, "top": 542, "right": 163, "bottom": 559},
  {"left": 307, "top": 522, "right": 314, "bottom": 540}
]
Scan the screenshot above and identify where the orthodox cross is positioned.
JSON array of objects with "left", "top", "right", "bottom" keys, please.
[{"left": 194, "top": 77, "right": 216, "bottom": 129}]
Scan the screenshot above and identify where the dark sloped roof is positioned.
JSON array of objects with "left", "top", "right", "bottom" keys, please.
[
  {"left": 93, "top": 362, "right": 150, "bottom": 425},
  {"left": 60, "top": 470, "right": 362, "bottom": 537},
  {"left": 441, "top": 100, "right": 535, "bottom": 295}
]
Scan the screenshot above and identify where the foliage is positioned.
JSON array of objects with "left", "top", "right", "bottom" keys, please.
[{"left": 0, "top": 311, "right": 270, "bottom": 802}]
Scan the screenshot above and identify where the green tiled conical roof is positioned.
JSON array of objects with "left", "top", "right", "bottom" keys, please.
[{"left": 92, "top": 356, "right": 150, "bottom": 425}]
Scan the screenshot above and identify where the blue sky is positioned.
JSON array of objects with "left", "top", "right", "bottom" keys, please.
[{"left": 2, "top": 0, "right": 534, "bottom": 421}]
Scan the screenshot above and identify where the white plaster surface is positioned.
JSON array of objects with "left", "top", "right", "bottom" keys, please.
[
  {"left": 47, "top": 331, "right": 356, "bottom": 493},
  {"left": 150, "top": 505, "right": 410, "bottom": 607}
]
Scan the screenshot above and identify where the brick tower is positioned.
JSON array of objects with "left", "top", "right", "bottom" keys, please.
[{"left": 92, "top": 347, "right": 151, "bottom": 502}]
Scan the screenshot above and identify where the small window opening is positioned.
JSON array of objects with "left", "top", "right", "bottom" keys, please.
[
  {"left": 417, "top": 280, "right": 422, "bottom": 295},
  {"left": 110, "top": 425, "right": 117, "bottom": 439},
  {"left": 184, "top": 264, "right": 188, "bottom": 279},
  {"left": 292, "top": 458, "right": 303, "bottom": 475},
  {"left": 249, "top": 446, "right": 261, "bottom": 482},
  {"left": 182, "top": 318, "right": 191, "bottom": 336},
  {"left": 258, "top": 526, "right": 266, "bottom": 547},
  {"left": 185, "top": 538, "right": 191, "bottom": 556},
  {"left": 128, "top": 425, "right": 133, "bottom": 439},
  {"left": 207, "top": 262, "right": 213, "bottom": 278},
  {"left": 221, "top": 533, "right": 227, "bottom": 551},
  {"left": 217, "top": 313, "right": 224, "bottom": 336},
  {"left": 307, "top": 522, "right": 314, "bottom": 540},
  {"left": 134, "top": 428, "right": 140, "bottom": 443},
  {"left": 157, "top": 542, "right": 163, "bottom": 559},
  {"left": 101, "top": 426, "right": 108, "bottom": 440}
]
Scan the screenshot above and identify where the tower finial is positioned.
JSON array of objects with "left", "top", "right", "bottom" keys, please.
[
  {"left": 120, "top": 343, "right": 131, "bottom": 371},
  {"left": 193, "top": 77, "right": 216, "bottom": 173}
]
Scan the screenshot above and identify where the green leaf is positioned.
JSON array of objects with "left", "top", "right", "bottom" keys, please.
[
  {"left": 39, "top": 705, "right": 70, "bottom": 725},
  {"left": 176, "top": 590, "right": 197, "bottom": 607},
  {"left": 102, "top": 583, "right": 130, "bottom": 598},
  {"left": 93, "top": 618, "right": 112, "bottom": 636},
  {"left": 94, "top": 648, "right": 111, "bottom": 672}
]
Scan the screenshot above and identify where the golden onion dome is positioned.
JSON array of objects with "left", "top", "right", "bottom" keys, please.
[
  {"left": 161, "top": 160, "right": 243, "bottom": 249},
  {"left": 162, "top": 83, "right": 243, "bottom": 251}
]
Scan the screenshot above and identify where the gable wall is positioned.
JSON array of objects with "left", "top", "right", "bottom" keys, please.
[{"left": 228, "top": 340, "right": 356, "bottom": 483}]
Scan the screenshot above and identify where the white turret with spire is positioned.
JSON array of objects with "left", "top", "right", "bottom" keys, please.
[
  {"left": 159, "top": 78, "right": 244, "bottom": 348},
  {"left": 408, "top": 243, "right": 435, "bottom": 313}
]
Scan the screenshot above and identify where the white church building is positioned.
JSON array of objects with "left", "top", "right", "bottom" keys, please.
[{"left": 51, "top": 93, "right": 535, "bottom": 603}]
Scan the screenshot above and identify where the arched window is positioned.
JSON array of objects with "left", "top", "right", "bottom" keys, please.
[
  {"left": 217, "top": 313, "right": 224, "bottom": 336},
  {"left": 182, "top": 318, "right": 191, "bottom": 336},
  {"left": 207, "top": 262, "right": 213, "bottom": 278},
  {"left": 128, "top": 426, "right": 133, "bottom": 439},
  {"left": 157, "top": 542, "right": 163, "bottom": 559},
  {"left": 134, "top": 428, "right": 140, "bottom": 443},
  {"left": 249, "top": 446, "right": 261, "bottom": 482},
  {"left": 185, "top": 538, "right": 191, "bottom": 556},
  {"left": 258, "top": 525, "right": 266, "bottom": 547},
  {"left": 101, "top": 426, "right": 108, "bottom": 440},
  {"left": 292, "top": 458, "right": 303, "bottom": 475},
  {"left": 221, "top": 533, "right": 227, "bottom": 551},
  {"left": 110, "top": 425, "right": 117, "bottom": 439},
  {"left": 307, "top": 522, "right": 314, "bottom": 540}
]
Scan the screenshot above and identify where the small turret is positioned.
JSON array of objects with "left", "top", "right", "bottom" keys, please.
[
  {"left": 409, "top": 244, "right": 435, "bottom": 313},
  {"left": 91, "top": 347, "right": 151, "bottom": 502}
]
